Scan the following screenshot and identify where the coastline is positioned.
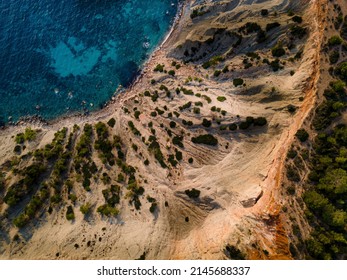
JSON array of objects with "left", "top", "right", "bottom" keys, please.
[{"left": 0, "top": 0, "right": 187, "bottom": 131}]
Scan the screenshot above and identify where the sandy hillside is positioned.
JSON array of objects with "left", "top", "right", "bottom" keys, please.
[{"left": 0, "top": 0, "right": 326, "bottom": 259}]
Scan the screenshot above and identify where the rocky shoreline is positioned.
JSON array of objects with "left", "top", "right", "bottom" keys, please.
[{"left": 0, "top": 0, "right": 187, "bottom": 131}]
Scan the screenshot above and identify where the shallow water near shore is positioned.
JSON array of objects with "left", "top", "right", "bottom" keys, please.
[{"left": 0, "top": 0, "right": 178, "bottom": 124}]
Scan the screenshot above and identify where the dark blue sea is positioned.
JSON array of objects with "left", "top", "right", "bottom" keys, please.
[{"left": 0, "top": 0, "right": 178, "bottom": 124}]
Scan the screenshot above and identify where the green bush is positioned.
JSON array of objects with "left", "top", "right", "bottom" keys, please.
[
  {"left": 229, "top": 123, "right": 237, "bottom": 131},
  {"left": 266, "top": 22, "right": 281, "bottom": 32},
  {"left": 292, "top": 16, "right": 303, "bottom": 23},
  {"left": 202, "top": 118, "right": 212, "bottom": 127},
  {"left": 179, "top": 102, "right": 192, "bottom": 111},
  {"left": 287, "top": 149, "right": 298, "bottom": 159},
  {"left": 175, "top": 150, "right": 183, "bottom": 161},
  {"left": 214, "top": 70, "right": 221, "bottom": 77},
  {"left": 154, "top": 64, "right": 164, "bottom": 72},
  {"left": 261, "top": 9, "right": 268, "bottom": 16},
  {"left": 193, "top": 107, "right": 200, "bottom": 114},
  {"left": 272, "top": 44, "right": 286, "bottom": 57},
  {"left": 80, "top": 203, "right": 91, "bottom": 215},
  {"left": 290, "top": 25, "right": 307, "bottom": 39},
  {"left": 66, "top": 206, "right": 75, "bottom": 221},
  {"left": 202, "top": 56, "right": 224, "bottom": 69},
  {"left": 15, "top": 127, "right": 37, "bottom": 144},
  {"left": 15, "top": 133, "right": 25, "bottom": 144},
  {"left": 190, "top": 8, "right": 208, "bottom": 19},
  {"left": 149, "top": 202, "right": 158, "bottom": 213},
  {"left": 217, "top": 96, "right": 226, "bottom": 102},
  {"left": 168, "top": 70, "right": 175, "bottom": 76},
  {"left": 172, "top": 136, "right": 184, "bottom": 148},
  {"left": 328, "top": 36, "right": 343, "bottom": 46},
  {"left": 202, "top": 95, "right": 212, "bottom": 103},
  {"left": 185, "top": 188, "right": 201, "bottom": 198},
  {"left": 97, "top": 204, "right": 119, "bottom": 217},
  {"left": 107, "top": 118, "right": 116, "bottom": 127},
  {"left": 270, "top": 59, "right": 282, "bottom": 71},
  {"left": 191, "top": 134, "right": 218, "bottom": 146},
  {"left": 239, "top": 22, "right": 261, "bottom": 34},
  {"left": 239, "top": 121, "right": 251, "bottom": 130},
  {"left": 134, "top": 111, "right": 141, "bottom": 119},
  {"left": 329, "top": 51, "right": 340, "bottom": 64},
  {"left": 286, "top": 166, "right": 300, "bottom": 182},
  {"left": 296, "top": 129, "right": 309, "bottom": 142},
  {"left": 254, "top": 117, "right": 267, "bottom": 126},
  {"left": 13, "top": 145, "right": 21, "bottom": 154},
  {"left": 225, "top": 245, "right": 245, "bottom": 260},
  {"left": 233, "top": 78, "right": 244, "bottom": 87}
]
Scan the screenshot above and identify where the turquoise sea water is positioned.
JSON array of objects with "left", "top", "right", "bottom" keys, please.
[{"left": 0, "top": 0, "right": 179, "bottom": 124}]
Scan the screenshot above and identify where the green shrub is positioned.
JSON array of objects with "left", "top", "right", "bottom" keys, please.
[
  {"left": 169, "top": 121, "right": 176, "bottom": 128},
  {"left": 202, "top": 95, "right": 212, "bottom": 103},
  {"left": 24, "top": 127, "right": 37, "bottom": 141},
  {"left": 15, "top": 127, "right": 37, "bottom": 144},
  {"left": 128, "top": 121, "right": 141, "bottom": 136},
  {"left": 272, "top": 44, "right": 286, "bottom": 57},
  {"left": 328, "top": 36, "right": 343, "bottom": 46},
  {"left": 193, "top": 107, "right": 200, "bottom": 114},
  {"left": 175, "top": 150, "right": 183, "bottom": 161},
  {"left": 254, "top": 117, "right": 267, "bottom": 126},
  {"left": 266, "top": 22, "right": 281, "bottom": 32},
  {"left": 202, "top": 56, "right": 224, "bottom": 69},
  {"left": 329, "top": 51, "right": 340, "bottom": 64},
  {"left": 190, "top": 8, "right": 208, "bottom": 19},
  {"left": 270, "top": 59, "right": 282, "bottom": 71},
  {"left": 261, "top": 9, "right": 268, "bottom": 16},
  {"left": 15, "top": 133, "right": 25, "bottom": 144},
  {"left": 214, "top": 70, "right": 221, "bottom": 77},
  {"left": 134, "top": 111, "right": 141, "bottom": 119},
  {"left": 287, "top": 149, "right": 298, "bottom": 159},
  {"left": 185, "top": 188, "right": 200, "bottom": 198},
  {"left": 296, "top": 129, "right": 309, "bottom": 142},
  {"left": 202, "top": 119, "right": 212, "bottom": 127},
  {"left": 217, "top": 96, "right": 227, "bottom": 102},
  {"left": 80, "top": 203, "right": 91, "bottom": 215},
  {"left": 286, "top": 166, "right": 300, "bottom": 182},
  {"left": 13, "top": 145, "right": 21, "bottom": 154},
  {"left": 66, "top": 206, "right": 75, "bottom": 221},
  {"left": 290, "top": 25, "right": 307, "bottom": 39},
  {"left": 179, "top": 101, "right": 192, "bottom": 111},
  {"left": 107, "top": 118, "right": 116, "bottom": 128},
  {"left": 225, "top": 245, "right": 245, "bottom": 260},
  {"left": 13, "top": 214, "right": 29, "bottom": 228},
  {"left": 168, "top": 70, "right": 175, "bottom": 76},
  {"left": 154, "top": 64, "right": 164, "bottom": 72},
  {"left": 233, "top": 78, "right": 244, "bottom": 87},
  {"left": 292, "top": 16, "right": 303, "bottom": 23},
  {"left": 239, "top": 22, "right": 261, "bottom": 34},
  {"left": 256, "top": 29, "right": 267, "bottom": 43},
  {"left": 149, "top": 202, "right": 158, "bottom": 213},
  {"left": 229, "top": 123, "right": 237, "bottom": 131},
  {"left": 191, "top": 134, "right": 218, "bottom": 146},
  {"left": 97, "top": 204, "right": 119, "bottom": 217},
  {"left": 239, "top": 121, "right": 250, "bottom": 130},
  {"left": 172, "top": 136, "right": 184, "bottom": 148}
]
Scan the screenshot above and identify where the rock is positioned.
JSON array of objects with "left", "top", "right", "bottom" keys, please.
[{"left": 240, "top": 186, "right": 263, "bottom": 208}]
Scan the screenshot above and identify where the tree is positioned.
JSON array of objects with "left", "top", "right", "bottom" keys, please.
[
  {"left": 80, "top": 203, "right": 92, "bottom": 215},
  {"left": 317, "top": 168, "right": 347, "bottom": 195},
  {"left": 296, "top": 129, "right": 309, "bottom": 142}
]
